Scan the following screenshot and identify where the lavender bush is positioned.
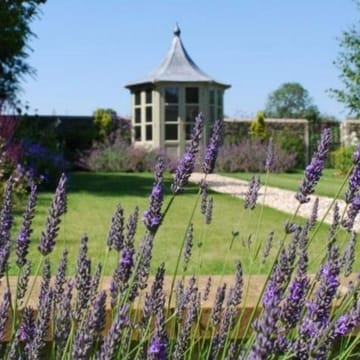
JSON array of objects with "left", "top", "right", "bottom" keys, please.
[
  {"left": 0, "top": 114, "right": 360, "bottom": 359},
  {"left": 216, "top": 139, "right": 297, "bottom": 173},
  {"left": 78, "top": 132, "right": 177, "bottom": 173}
]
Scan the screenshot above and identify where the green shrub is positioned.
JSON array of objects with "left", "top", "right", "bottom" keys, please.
[
  {"left": 331, "top": 145, "right": 355, "bottom": 174},
  {"left": 249, "top": 111, "right": 268, "bottom": 142},
  {"left": 274, "top": 132, "right": 306, "bottom": 168},
  {"left": 93, "top": 108, "right": 117, "bottom": 140}
]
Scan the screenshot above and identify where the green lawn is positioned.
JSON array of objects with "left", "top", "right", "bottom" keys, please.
[
  {"left": 223, "top": 168, "right": 349, "bottom": 199},
  {"left": 10, "top": 171, "right": 352, "bottom": 276}
]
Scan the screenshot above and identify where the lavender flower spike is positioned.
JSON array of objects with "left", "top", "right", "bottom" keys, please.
[
  {"left": 265, "top": 136, "right": 274, "bottom": 172},
  {"left": 171, "top": 112, "right": 204, "bottom": 193},
  {"left": 16, "top": 183, "right": 37, "bottom": 268},
  {"left": 342, "top": 194, "right": 360, "bottom": 232},
  {"left": 295, "top": 128, "right": 331, "bottom": 204},
  {"left": 344, "top": 143, "right": 360, "bottom": 203},
  {"left": 38, "top": 173, "right": 67, "bottom": 256},
  {"left": 202, "top": 118, "right": 224, "bottom": 174},
  {"left": 244, "top": 175, "right": 260, "bottom": 210},
  {"left": 143, "top": 158, "right": 164, "bottom": 233}
]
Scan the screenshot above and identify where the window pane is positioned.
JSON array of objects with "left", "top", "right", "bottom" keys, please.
[
  {"left": 135, "top": 108, "right": 141, "bottom": 123},
  {"left": 146, "top": 89, "right": 152, "bottom": 104},
  {"left": 135, "top": 91, "right": 141, "bottom": 105},
  {"left": 165, "top": 105, "right": 178, "bottom": 122},
  {"left": 165, "top": 87, "right": 179, "bottom": 103},
  {"left": 210, "top": 106, "right": 216, "bottom": 122},
  {"left": 217, "top": 107, "right": 223, "bottom": 119},
  {"left": 186, "top": 87, "right": 199, "bottom": 103},
  {"left": 209, "top": 89, "right": 215, "bottom": 105},
  {"left": 217, "top": 90, "right": 223, "bottom": 107},
  {"left": 134, "top": 126, "right": 141, "bottom": 141},
  {"left": 165, "top": 124, "right": 178, "bottom": 140},
  {"left": 146, "top": 106, "right": 152, "bottom": 122},
  {"left": 185, "top": 123, "right": 193, "bottom": 140},
  {"left": 186, "top": 105, "right": 199, "bottom": 123},
  {"left": 146, "top": 125, "right": 152, "bottom": 140}
]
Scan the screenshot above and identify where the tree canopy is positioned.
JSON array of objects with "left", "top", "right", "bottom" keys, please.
[
  {"left": 264, "top": 82, "right": 319, "bottom": 121},
  {"left": 330, "top": 0, "right": 360, "bottom": 117},
  {"left": 0, "top": 0, "right": 46, "bottom": 110}
]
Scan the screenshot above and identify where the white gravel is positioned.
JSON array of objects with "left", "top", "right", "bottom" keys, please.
[{"left": 189, "top": 172, "right": 360, "bottom": 232}]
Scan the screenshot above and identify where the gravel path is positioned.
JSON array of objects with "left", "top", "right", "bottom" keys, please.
[{"left": 189, "top": 173, "right": 359, "bottom": 232}]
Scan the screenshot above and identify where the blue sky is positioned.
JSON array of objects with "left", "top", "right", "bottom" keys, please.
[{"left": 21, "top": 0, "right": 358, "bottom": 120}]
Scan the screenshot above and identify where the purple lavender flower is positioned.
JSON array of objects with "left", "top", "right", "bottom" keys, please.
[
  {"left": 341, "top": 231, "right": 357, "bottom": 276},
  {"left": 227, "top": 261, "right": 243, "bottom": 307},
  {"left": 38, "top": 173, "right": 67, "bottom": 256},
  {"left": 16, "top": 183, "right": 37, "bottom": 268},
  {"left": 330, "top": 300, "right": 360, "bottom": 339},
  {"left": 262, "top": 231, "right": 274, "bottom": 264},
  {"left": 17, "top": 306, "right": 35, "bottom": 345},
  {"left": 295, "top": 128, "right": 331, "bottom": 204},
  {"left": 211, "top": 283, "right": 227, "bottom": 326},
  {"left": 28, "top": 289, "right": 53, "bottom": 358},
  {"left": 142, "top": 262, "right": 165, "bottom": 327},
  {"left": 171, "top": 113, "right": 204, "bottom": 193},
  {"left": 148, "top": 310, "right": 168, "bottom": 360},
  {"left": 249, "top": 288, "right": 281, "bottom": 359},
  {"left": 98, "top": 305, "right": 129, "bottom": 359},
  {"left": 205, "top": 197, "right": 213, "bottom": 224},
  {"left": 0, "top": 176, "right": 14, "bottom": 247},
  {"left": 17, "top": 260, "right": 31, "bottom": 306},
  {"left": 72, "top": 291, "right": 107, "bottom": 359},
  {"left": 328, "top": 201, "right": 340, "bottom": 241},
  {"left": 342, "top": 194, "right": 360, "bottom": 231},
  {"left": 309, "top": 197, "right": 319, "bottom": 230},
  {"left": 202, "top": 118, "right": 223, "bottom": 174},
  {"left": 111, "top": 246, "right": 135, "bottom": 306},
  {"left": 265, "top": 137, "right": 274, "bottom": 172},
  {"left": 344, "top": 144, "right": 360, "bottom": 203},
  {"left": 54, "top": 281, "right": 73, "bottom": 355},
  {"left": 345, "top": 165, "right": 360, "bottom": 204},
  {"left": 171, "top": 152, "right": 195, "bottom": 194},
  {"left": 244, "top": 175, "right": 261, "bottom": 210},
  {"left": 39, "top": 258, "right": 51, "bottom": 308},
  {"left": 0, "top": 241, "right": 10, "bottom": 280},
  {"left": 107, "top": 204, "right": 125, "bottom": 251},
  {"left": 0, "top": 290, "right": 11, "bottom": 341},
  {"left": 143, "top": 184, "right": 163, "bottom": 233},
  {"left": 281, "top": 276, "right": 310, "bottom": 329},
  {"left": 143, "top": 158, "right": 165, "bottom": 233},
  {"left": 283, "top": 221, "right": 300, "bottom": 234},
  {"left": 183, "top": 223, "right": 193, "bottom": 272},
  {"left": 125, "top": 206, "right": 139, "bottom": 245},
  {"left": 304, "top": 247, "right": 340, "bottom": 328},
  {"left": 53, "top": 249, "right": 68, "bottom": 307},
  {"left": 73, "top": 234, "right": 92, "bottom": 322},
  {"left": 173, "top": 284, "right": 199, "bottom": 360},
  {"left": 200, "top": 179, "right": 208, "bottom": 215},
  {"left": 203, "top": 276, "right": 212, "bottom": 302}
]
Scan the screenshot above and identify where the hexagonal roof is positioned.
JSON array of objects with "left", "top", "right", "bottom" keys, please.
[{"left": 125, "top": 24, "right": 230, "bottom": 89}]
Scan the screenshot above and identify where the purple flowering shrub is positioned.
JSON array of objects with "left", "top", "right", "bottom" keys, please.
[
  {"left": 78, "top": 132, "right": 177, "bottom": 172},
  {"left": 0, "top": 115, "right": 68, "bottom": 192},
  {"left": 216, "top": 139, "right": 297, "bottom": 173},
  {"left": 1, "top": 116, "right": 360, "bottom": 358}
]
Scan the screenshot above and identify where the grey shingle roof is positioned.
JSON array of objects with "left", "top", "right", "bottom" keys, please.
[{"left": 125, "top": 25, "right": 230, "bottom": 89}]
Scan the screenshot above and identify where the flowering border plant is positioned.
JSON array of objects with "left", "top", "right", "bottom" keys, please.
[{"left": 0, "top": 113, "right": 359, "bottom": 359}]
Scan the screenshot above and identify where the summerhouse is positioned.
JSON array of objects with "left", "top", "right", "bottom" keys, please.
[{"left": 125, "top": 24, "right": 230, "bottom": 157}]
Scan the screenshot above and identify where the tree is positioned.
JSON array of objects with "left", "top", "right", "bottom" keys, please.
[
  {"left": 249, "top": 111, "right": 268, "bottom": 141},
  {"left": 93, "top": 108, "right": 117, "bottom": 139},
  {"left": 264, "top": 82, "right": 319, "bottom": 122},
  {"left": 330, "top": 0, "right": 360, "bottom": 117},
  {"left": 0, "top": 0, "right": 46, "bottom": 110}
]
